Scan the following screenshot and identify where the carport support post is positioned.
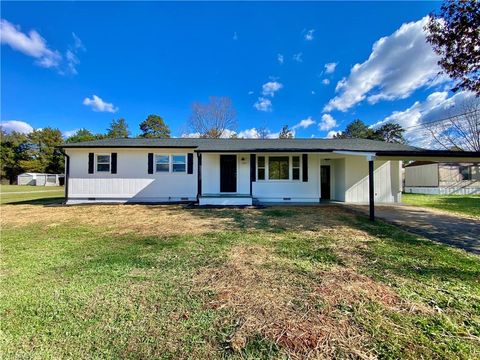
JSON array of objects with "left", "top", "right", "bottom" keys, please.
[{"left": 368, "top": 158, "right": 375, "bottom": 221}]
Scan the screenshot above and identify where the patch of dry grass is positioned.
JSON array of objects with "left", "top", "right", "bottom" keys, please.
[
  {"left": 194, "top": 240, "right": 423, "bottom": 359},
  {"left": 1, "top": 204, "right": 232, "bottom": 236}
]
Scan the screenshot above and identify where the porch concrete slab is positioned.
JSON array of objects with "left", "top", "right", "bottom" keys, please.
[{"left": 347, "top": 204, "right": 480, "bottom": 254}]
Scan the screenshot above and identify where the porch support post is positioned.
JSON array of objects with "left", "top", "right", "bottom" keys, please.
[
  {"left": 197, "top": 153, "right": 202, "bottom": 201},
  {"left": 368, "top": 159, "right": 375, "bottom": 221}
]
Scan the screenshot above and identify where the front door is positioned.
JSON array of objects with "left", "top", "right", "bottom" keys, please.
[
  {"left": 320, "top": 165, "right": 331, "bottom": 200},
  {"left": 220, "top": 155, "right": 237, "bottom": 192}
]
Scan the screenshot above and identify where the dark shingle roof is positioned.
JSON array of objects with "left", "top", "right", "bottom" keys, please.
[{"left": 60, "top": 138, "right": 422, "bottom": 152}]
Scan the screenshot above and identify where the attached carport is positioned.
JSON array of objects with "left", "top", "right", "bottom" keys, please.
[{"left": 334, "top": 150, "right": 480, "bottom": 221}]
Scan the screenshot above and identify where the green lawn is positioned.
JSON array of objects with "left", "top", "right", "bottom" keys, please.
[
  {"left": 402, "top": 193, "right": 480, "bottom": 218},
  {"left": 1, "top": 199, "right": 479, "bottom": 359},
  {"left": 0, "top": 185, "right": 64, "bottom": 205}
]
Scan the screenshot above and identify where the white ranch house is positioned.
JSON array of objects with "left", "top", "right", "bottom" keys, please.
[{"left": 60, "top": 138, "right": 480, "bottom": 219}]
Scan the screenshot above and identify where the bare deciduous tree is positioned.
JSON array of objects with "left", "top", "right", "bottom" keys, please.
[
  {"left": 257, "top": 126, "right": 270, "bottom": 139},
  {"left": 189, "top": 96, "right": 237, "bottom": 138},
  {"left": 426, "top": 97, "right": 480, "bottom": 151}
]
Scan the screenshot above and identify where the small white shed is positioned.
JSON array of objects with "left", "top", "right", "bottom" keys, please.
[{"left": 17, "top": 173, "right": 63, "bottom": 186}]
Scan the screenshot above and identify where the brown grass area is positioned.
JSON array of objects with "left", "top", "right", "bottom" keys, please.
[
  {"left": 1, "top": 204, "right": 232, "bottom": 236},
  {"left": 195, "top": 242, "right": 413, "bottom": 359}
]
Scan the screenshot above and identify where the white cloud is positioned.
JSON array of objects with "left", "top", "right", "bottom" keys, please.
[
  {"left": 322, "top": 79, "right": 330, "bottom": 85},
  {"left": 181, "top": 132, "right": 201, "bottom": 138},
  {"left": 375, "top": 90, "right": 477, "bottom": 147},
  {"left": 311, "top": 90, "right": 316, "bottom": 95},
  {"left": 0, "top": 18, "right": 61, "bottom": 69},
  {"left": 0, "top": 120, "right": 34, "bottom": 134},
  {"left": 292, "top": 52, "right": 303, "bottom": 63},
  {"left": 236, "top": 128, "right": 279, "bottom": 139},
  {"left": 324, "top": 62, "right": 337, "bottom": 74},
  {"left": 326, "top": 130, "right": 340, "bottom": 139},
  {"left": 277, "top": 53, "right": 284, "bottom": 64},
  {"left": 304, "top": 29, "right": 315, "bottom": 41},
  {"left": 62, "top": 129, "right": 79, "bottom": 138},
  {"left": 181, "top": 128, "right": 279, "bottom": 139},
  {"left": 248, "top": 90, "right": 254, "bottom": 95},
  {"left": 318, "top": 114, "right": 337, "bottom": 131},
  {"left": 0, "top": 19, "right": 85, "bottom": 75},
  {"left": 254, "top": 97, "right": 272, "bottom": 112},
  {"left": 324, "top": 17, "right": 447, "bottom": 112},
  {"left": 262, "top": 81, "right": 283, "bottom": 97},
  {"left": 293, "top": 116, "right": 315, "bottom": 130},
  {"left": 83, "top": 95, "right": 118, "bottom": 113},
  {"left": 64, "top": 32, "right": 85, "bottom": 75},
  {"left": 233, "top": 32, "right": 238, "bottom": 41}
]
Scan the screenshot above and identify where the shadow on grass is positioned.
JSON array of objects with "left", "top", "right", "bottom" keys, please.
[
  {"left": 1, "top": 196, "right": 65, "bottom": 206},
  {"left": 429, "top": 196, "right": 480, "bottom": 217},
  {"left": 347, "top": 213, "right": 480, "bottom": 284}
]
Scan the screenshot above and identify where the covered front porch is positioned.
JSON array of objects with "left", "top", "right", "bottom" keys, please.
[{"left": 195, "top": 151, "right": 403, "bottom": 207}]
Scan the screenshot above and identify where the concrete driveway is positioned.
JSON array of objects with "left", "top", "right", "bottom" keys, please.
[{"left": 348, "top": 204, "right": 480, "bottom": 254}]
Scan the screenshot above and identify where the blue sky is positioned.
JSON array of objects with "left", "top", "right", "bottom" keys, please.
[{"left": 1, "top": 1, "right": 474, "bottom": 143}]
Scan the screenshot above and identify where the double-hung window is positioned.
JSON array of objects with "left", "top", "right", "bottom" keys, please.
[
  {"left": 155, "top": 154, "right": 187, "bottom": 173},
  {"left": 292, "top": 156, "right": 300, "bottom": 180},
  {"left": 96, "top": 155, "right": 111, "bottom": 172},
  {"left": 156, "top": 155, "right": 170, "bottom": 173},
  {"left": 172, "top": 155, "right": 186, "bottom": 173},
  {"left": 257, "top": 156, "right": 266, "bottom": 180}
]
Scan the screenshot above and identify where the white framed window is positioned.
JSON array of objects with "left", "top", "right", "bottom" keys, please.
[
  {"left": 155, "top": 155, "right": 170, "bottom": 172},
  {"left": 96, "top": 154, "right": 111, "bottom": 172},
  {"left": 292, "top": 156, "right": 300, "bottom": 180},
  {"left": 257, "top": 155, "right": 301, "bottom": 181},
  {"left": 172, "top": 155, "right": 187, "bottom": 173},
  {"left": 257, "top": 156, "right": 266, "bottom": 180},
  {"left": 155, "top": 154, "right": 187, "bottom": 173}
]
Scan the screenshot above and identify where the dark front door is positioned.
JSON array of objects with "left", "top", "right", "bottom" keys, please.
[
  {"left": 320, "top": 165, "right": 331, "bottom": 200},
  {"left": 220, "top": 155, "right": 237, "bottom": 192}
]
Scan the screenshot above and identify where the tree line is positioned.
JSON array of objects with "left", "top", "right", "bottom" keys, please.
[{"left": 0, "top": 114, "right": 170, "bottom": 184}]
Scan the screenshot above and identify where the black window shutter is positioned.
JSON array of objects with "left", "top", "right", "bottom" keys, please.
[
  {"left": 302, "top": 154, "right": 308, "bottom": 182},
  {"left": 250, "top": 154, "right": 256, "bottom": 182},
  {"left": 88, "top": 153, "right": 94, "bottom": 174},
  {"left": 187, "top": 153, "right": 194, "bottom": 174},
  {"left": 148, "top": 153, "right": 154, "bottom": 174},
  {"left": 111, "top": 153, "right": 117, "bottom": 174}
]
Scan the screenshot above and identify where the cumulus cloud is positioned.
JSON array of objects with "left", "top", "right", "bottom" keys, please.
[
  {"left": 181, "top": 128, "right": 279, "bottom": 139},
  {"left": 318, "top": 114, "right": 337, "bottom": 131},
  {"left": 254, "top": 97, "right": 272, "bottom": 112},
  {"left": 375, "top": 90, "right": 477, "bottom": 147},
  {"left": 62, "top": 129, "right": 79, "bottom": 138},
  {"left": 0, "top": 18, "right": 61, "bottom": 68},
  {"left": 322, "top": 79, "right": 330, "bottom": 85},
  {"left": 262, "top": 81, "right": 283, "bottom": 97},
  {"left": 0, "top": 19, "right": 85, "bottom": 75},
  {"left": 304, "top": 29, "right": 315, "bottom": 41},
  {"left": 325, "top": 130, "right": 340, "bottom": 139},
  {"left": 277, "top": 53, "right": 284, "bottom": 64},
  {"left": 83, "top": 95, "right": 118, "bottom": 113},
  {"left": 292, "top": 52, "right": 303, "bottom": 63},
  {"left": 324, "top": 17, "right": 447, "bottom": 112},
  {"left": 292, "top": 116, "right": 315, "bottom": 130},
  {"left": 324, "top": 62, "right": 337, "bottom": 74},
  {"left": 0, "top": 120, "right": 34, "bottom": 134}
]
